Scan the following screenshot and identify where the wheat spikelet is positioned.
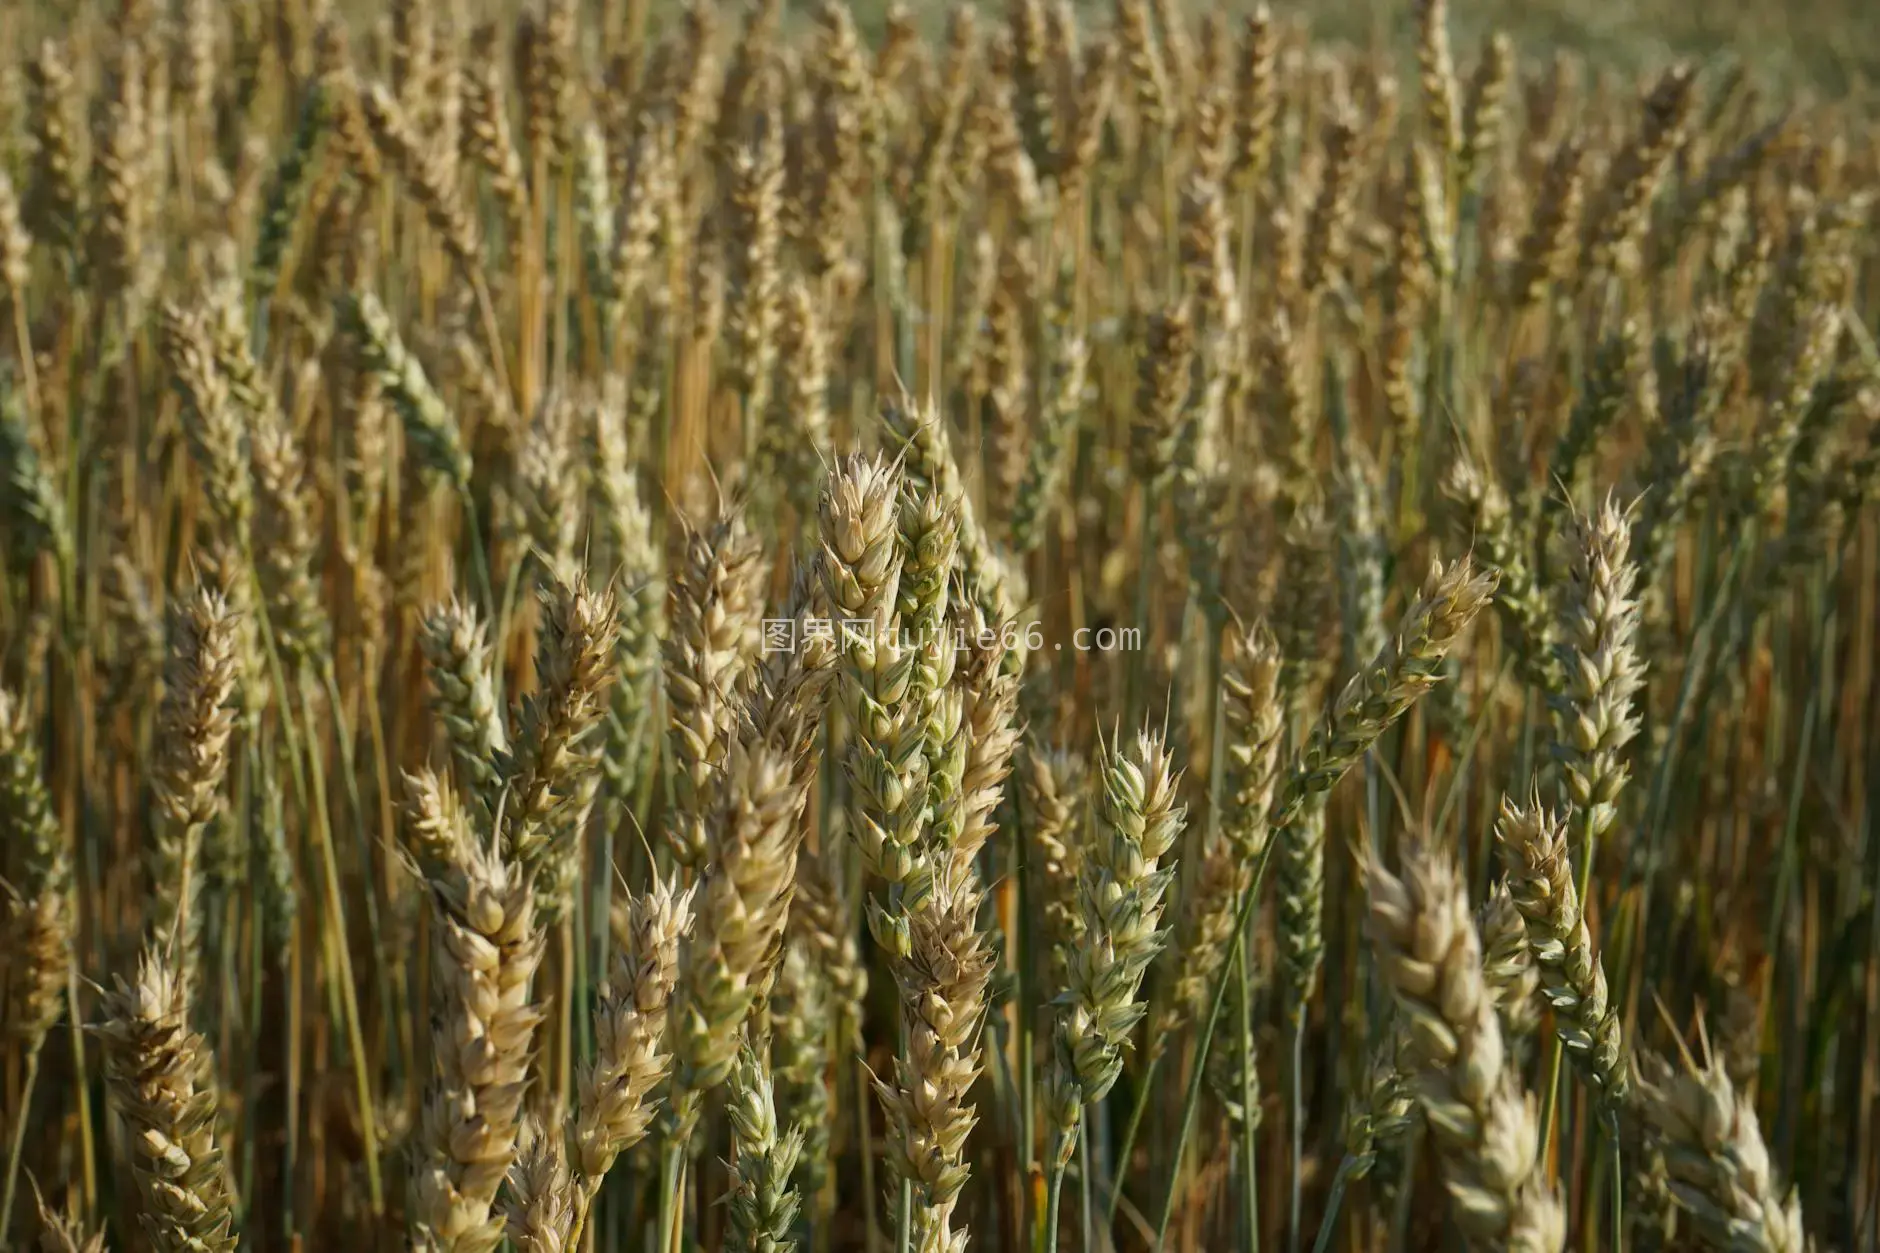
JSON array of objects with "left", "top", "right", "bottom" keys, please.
[
  {"left": 315, "top": 20, "right": 384, "bottom": 189},
  {"left": 1363, "top": 843, "right": 1564, "bottom": 1250},
  {"left": 1131, "top": 301, "right": 1195, "bottom": 490},
  {"left": 740, "top": 565, "right": 839, "bottom": 790},
  {"left": 408, "top": 784, "right": 546, "bottom": 1253},
  {"left": 763, "top": 279, "right": 833, "bottom": 522},
  {"left": 1341, "top": 1028, "right": 1415, "bottom": 1180},
  {"left": 1058, "top": 36, "right": 1115, "bottom": 204},
  {"left": 249, "top": 87, "right": 325, "bottom": 306},
  {"left": 30, "top": 1180, "right": 105, "bottom": 1253},
  {"left": 883, "top": 390, "right": 1026, "bottom": 637},
  {"left": 1412, "top": 0, "right": 1461, "bottom": 164},
  {"left": 1493, "top": 795, "right": 1628, "bottom": 1104},
  {"left": 1442, "top": 456, "right": 1556, "bottom": 688},
  {"left": 502, "top": 1121, "right": 578, "bottom": 1253},
  {"left": 24, "top": 42, "right": 82, "bottom": 257},
  {"left": 575, "top": 874, "right": 691, "bottom": 1187},
  {"left": 1232, "top": 7, "right": 1279, "bottom": 191},
  {"left": 1551, "top": 493, "right": 1645, "bottom": 859},
  {"left": 665, "top": 735, "right": 808, "bottom": 1146},
  {"left": 389, "top": 0, "right": 435, "bottom": 112},
  {"left": 0, "top": 381, "right": 68, "bottom": 568},
  {"left": 981, "top": 256, "right": 1034, "bottom": 515},
  {"left": 0, "top": 171, "right": 30, "bottom": 301},
  {"left": 1007, "top": 0, "right": 1055, "bottom": 172},
  {"left": 1024, "top": 745, "right": 1087, "bottom": 982},
  {"left": 725, "top": 1045, "right": 806, "bottom": 1253},
  {"left": 1010, "top": 317, "right": 1089, "bottom": 554},
  {"left": 1147, "top": 0, "right": 1193, "bottom": 106},
  {"left": 1582, "top": 65, "right": 1696, "bottom": 279},
  {"left": 1256, "top": 311, "right": 1314, "bottom": 506},
  {"left": 608, "top": 117, "right": 675, "bottom": 319},
  {"left": 1545, "top": 326, "right": 1632, "bottom": 512},
  {"left": 1275, "top": 795, "right": 1329, "bottom": 1026},
  {"left": 1276, "top": 556, "right": 1497, "bottom": 829},
  {"left": 820, "top": 455, "right": 927, "bottom": 888},
  {"left": 421, "top": 598, "right": 511, "bottom": 812},
  {"left": 664, "top": 505, "right": 768, "bottom": 870},
  {"left": 95, "top": 946, "right": 239, "bottom": 1253},
  {"left": 361, "top": 80, "right": 481, "bottom": 274},
  {"left": 590, "top": 392, "right": 664, "bottom": 805},
  {"left": 249, "top": 403, "right": 330, "bottom": 666},
  {"left": 1152, "top": 839, "right": 1247, "bottom": 1051},
  {"left": 1457, "top": 32, "right": 1512, "bottom": 197},
  {"left": 592, "top": 155, "right": 643, "bottom": 296},
  {"left": 1334, "top": 444, "right": 1389, "bottom": 668},
  {"left": 983, "top": 79, "right": 1043, "bottom": 224},
  {"left": 342, "top": 290, "right": 474, "bottom": 491},
  {"left": 1180, "top": 173, "right": 1242, "bottom": 466},
  {"left": 462, "top": 24, "right": 528, "bottom": 245},
  {"left": 804, "top": 0, "right": 871, "bottom": 248},
  {"left": 1635, "top": 1049, "right": 1807, "bottom": 1252},
  {"left": 897, "top": 476, "right": 961, "bottom": 733},
  {"left": 160, "top": 301, "right": 253, "bottom": 541},
  {"left": 0, "top": 687, "right": 71, "bottom": 1050},
  {"left": 900, "top": 8, "right": 978, "bottom": 244},
  {"left": 725, "top": 124, "right": 785, "bottom": 418},
  {"left": 714, "top": 0, "right": 783, "bottom": 170},
  {"left": 1114, "top": 0, "right": 1170, "bottom": 136},
  {"left": 1049, "top": 730, "right": 1186, "bottom": 1153},
  {"left": 518, "top": 392, "right": 584, "bottom": 586},
  {"left": 519, "top": 0, "right": 576, "bottom": 169},
  {"left": 952, "top": 609, "right": 1022, "bottom": 875},
  {"left": 1479, "top": 883, "right": 1542, "bottom": 1043},
  {"left": 870, "top": 861, "right": 995, "bottom": 1252},
  {"left": 148, "top": 582, "right": 242, "bottom": 983},
  {"left": 402, "top": 766, "right": 467, "bottom": 888},
  {"left": 500, "top": 573, "right": 618, "bottom": 917},
  {"left": 174, "top": 0, "right": 216, "bottom": 129},
  {"left": 794, "top": 844, "right": 868, "bottom": 1086},
  {"left": 1301, "top": 105, "right": 1361, "bottom": 299}
]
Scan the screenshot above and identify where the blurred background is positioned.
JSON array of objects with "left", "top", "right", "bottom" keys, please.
[{"left": 5, "top": 0, "right": 1877, "bottom": 100}]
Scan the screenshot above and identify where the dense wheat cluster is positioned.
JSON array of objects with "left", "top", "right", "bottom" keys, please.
[{"left": 0, "top": 0, "right": 1876, "bottom": 1250}]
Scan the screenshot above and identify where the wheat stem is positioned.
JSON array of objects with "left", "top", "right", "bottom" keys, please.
[{"left": 0, "top": 1044, "right": 43, "bottom": 1243}]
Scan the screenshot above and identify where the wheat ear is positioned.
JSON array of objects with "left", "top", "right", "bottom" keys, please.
[
  {"left": 573, "top": 874, "right": 692, "bottom": 1188},
  {"left": 95, "top": 946, "right": 239, "bottom": 1253},
  {"left": 1634, "top": 1048, "right": 1807, "bottom": 1252},
  {"left": 1363, "top": 843, "right": 1565, "bottom": 1251},
  {"left": 870, "top": 861, "right": 996, "bottom": 1253},
  {"left": 406, "top": 776, "right": 546, "bottom": 1253},
  {"left": 1049, "top": 730, "right": 1186, "bottom": 1156},
  {"left": 1493, "top": 794, "right": 1628, "bottom": 1105},
  {"left": 726, "top": 1043, "right": 806, "bottom": 1253}
]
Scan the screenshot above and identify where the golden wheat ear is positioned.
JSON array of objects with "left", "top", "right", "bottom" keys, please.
[
  {"left": 1635, "top": 1048, "right": 1808, "bottom": 1253},
  {"left": 1363, "top": 842, "right": 1566, "bottom": 1251},
  {"left": 95, "top": 945, "right": 239, "bottom": 1253}
]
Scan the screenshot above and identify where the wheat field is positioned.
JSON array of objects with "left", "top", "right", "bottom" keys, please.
[{"left": 0, "top": 0, "right": 1874, "bottom": 1251}]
